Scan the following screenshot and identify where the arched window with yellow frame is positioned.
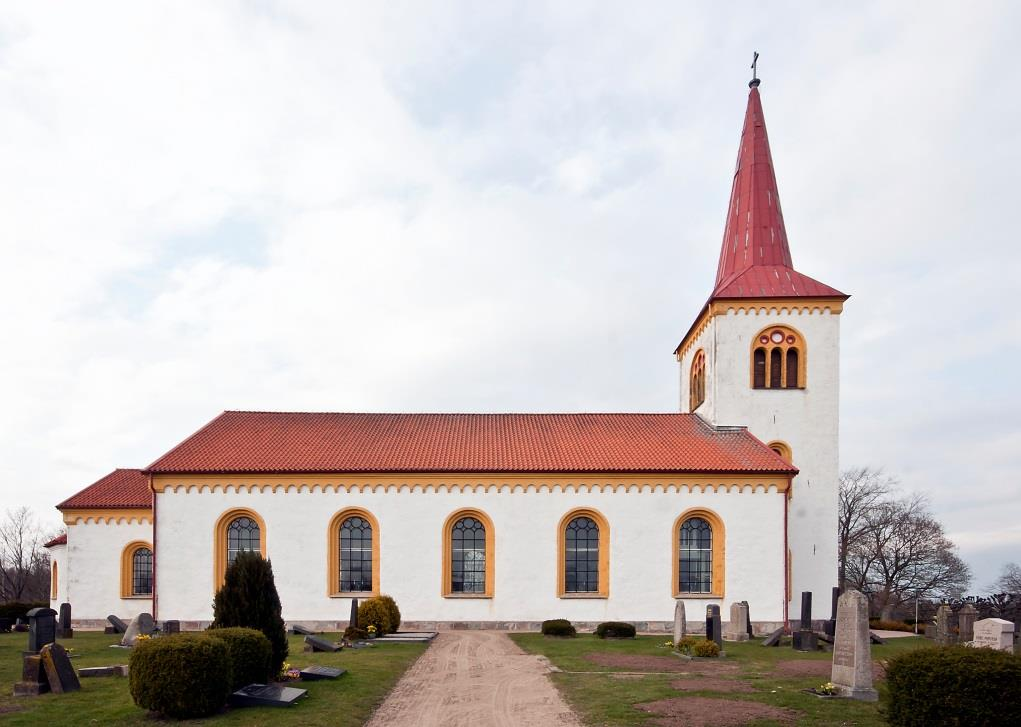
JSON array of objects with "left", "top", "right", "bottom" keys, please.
[
  {"left": 442, "top": 509, "right": 494, "bottom": 598},
  {"left": 327, "top": 508, "right": 380, "bottom": 597},
  {"left": 51, "top": 561, "right": 58, "bottom": 600},
  {"left": 689, "top": 349, "right": 706, "bottom": 412},
  {"left": 750, "top": 325, "right": 806, "bottom": 389},
  {"left": 120, "top": 540, "right": 154, "bottom": 598},
  {"left": 557, "top": 508, "right": 609, "bottom": 598},
  {"left": 213, "top": 509, "right": 266, "bottom": 589},
  {"left": 673, "top": 509, "right": 725, "bottom": 597},
  {"left": 767, "top": 440, "right": 793, "bottom": 464}
]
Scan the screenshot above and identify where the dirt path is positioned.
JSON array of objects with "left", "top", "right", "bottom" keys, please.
[{"left": 366, "top": 631, "right": 582, "bottom": 727}]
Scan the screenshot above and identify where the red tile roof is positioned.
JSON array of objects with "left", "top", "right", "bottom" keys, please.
[
  {"left": 146, "top": 411, "right": 796, "bottom": 475},
  {"left": 57, "top": 469, "right": 152, "bottom": 510},
  {"left": 44, "top": 533, "right": 67, "bottom": 548}
]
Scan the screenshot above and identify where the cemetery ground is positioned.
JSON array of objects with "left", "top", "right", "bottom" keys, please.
[
  {"left": 0, "top": 630, "right": 426, "bottom": 725},
  {"left": 511, "top": 632, "right": 929, "bottom": 726}
]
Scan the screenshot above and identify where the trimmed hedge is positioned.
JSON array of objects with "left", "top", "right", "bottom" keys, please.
[
  {"left": 885, "top": 645, "right": 1021, "bottom": 727},
  {"left": 344, "top": 626, "right": 369, "bottom": 641},
  {"left": 692, "top": 640, "right": 721, "bottom": 657},
  {"left": 378, "top": 594, "right": 402, "bottom": 633},
  {"left": 0, "top": 601, "right": 48, "bottom": 620},
  {"left": 129, "top": 634, "right": 232, "bottom": 719},
  {"left": 595, "top": 621, "right": 636, "bottom": 639},
  {"left": 541, "top": 619, "right": 576, "bottom": 637},
  {"left": 206, "top": 626, "right": 273, "bottom": 688},
  {"left": 358, "top": 597, "right": 396, "bottom": 635},
  {"left": 868, "top": 619, "right": 915, "bottom": 633}
]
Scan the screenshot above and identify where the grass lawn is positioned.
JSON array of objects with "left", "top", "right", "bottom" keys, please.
[
  {"left": 511, "top": 632, "right": 930, "bottom": 726},
  {"left": 0, "top": 631, "right": 426, "bottom": 726}
]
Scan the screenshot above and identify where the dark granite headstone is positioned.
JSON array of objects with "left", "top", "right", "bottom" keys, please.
[
  {"left": 793, "top": 591, "right": 817, "bottom": 651},
  {"left": 27, "top": 608, "right": 57, "bottom": 653},
  {"left": 705, "top": 604, "right": 722, "bottom": 650},
  {"left": 57, "top": 603, "right": 73, "bottom": 639},
  {"left": 13, "top": 655, "right": 50, "bottom": 696},
  {"left": 0, "top": 617, "right": 11, "bottom": 633},
  {"left": 743, "top": 601, "right": 753, "bottom": 638},
  {"left": 163, "top": 620, "right": 180, "bottom": 635},
  {"left": 121, "top": 613, "right": 156, "bottom": 646},
  {"left": 299, "top": 665, "right": 346, "bottom": 681},
  {"left": 229, "top": 683, "right": 307, "bottom": 708},
  {"left": 825, "top": 586, "right": 839, "bottom": 638},
  {"left": 761, "top": 627, "right": 784, "bottom": 647},
  {"left": 290, "top": 624, "right": 314, "bottom": 636},
  {"left": 107, "top": 615, "right": 128, "bottom": 633},
  {"left": 79, "top": 665, "right": 128, "bottom": 678},
  {"left": 349, "top": 598, "right": 359, "bottom": 628},
  {"left": 869, "top": 631, "right": 886, "bottom": 645},
  {"left": 40, "top": 643, "right": 80, "bottom": 693},
  {"left": 303, "top": 634, "right": 341, "bottom": 652}
]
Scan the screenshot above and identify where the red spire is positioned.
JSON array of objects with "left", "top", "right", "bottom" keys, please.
[{"left": 710, "top": 85, "right": 845, "bottom": 300}]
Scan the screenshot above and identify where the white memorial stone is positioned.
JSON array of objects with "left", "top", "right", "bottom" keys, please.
[
  {"left": 831, "top": 589, "right": 877, "bottom": 701},
  {"left": 121, "top": 613, "right": 155, "bottom": 647},
  {"left": 672, "top": 601, "right": 686, "bottom": 645},
  {"left": 724, "top": 601, "right": 750, "bottom": 642},
  {"left": 971, "top": 618, "right": 1014, "bottom": 652}
]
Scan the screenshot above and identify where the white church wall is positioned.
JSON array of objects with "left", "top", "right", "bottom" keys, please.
[
  {"left": 48, "top": 543, "right": 67, "bottom": 608},
  {"left": 65, "top": 520, "right": 154, "bottom": 624},
  {"left": 155, "top": 484, "right": 787, "bottom": 628}
]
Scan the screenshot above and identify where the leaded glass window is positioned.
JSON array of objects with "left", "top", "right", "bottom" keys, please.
[
  {"left": 679, "top": 517, "right": 712, "bottom": 593},
  {"left": 227, "top": 516, "right": 260, "bottom": 565},
  {"left": 451, "top": 517, "right": 486, "bottom": 593},
  {"left": 565, "top": 516, "right": 599, "bottom": 593},
  {"left": 339, "top": 516, "right": 373, "bottom": 592},
  {"left": 132, "top": 547, "right": 153, "bottom": 596}
]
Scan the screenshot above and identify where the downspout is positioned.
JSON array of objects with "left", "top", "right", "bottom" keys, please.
[
  {"left": 783, "top": 478, "right": 790, "bottom": 632},
  {"left": 150, "top": 472, "right": 158, "bottom": 622}
]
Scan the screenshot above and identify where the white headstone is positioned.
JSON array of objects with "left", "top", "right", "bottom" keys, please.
[
  {"left": 971, "top": 618, "right": 1014, "bottom": 652},
  {"left": 831, "top": 590, "right": 877, "bottom": 701},
  {"left": 724, "top": 601, "right": 750, "bottom": 642},
  {"left": 672, "top": 600, "right": 686, "bottom": 645},
  {"left": 121, "top": 613, "right": 155, "bottom": 647}
]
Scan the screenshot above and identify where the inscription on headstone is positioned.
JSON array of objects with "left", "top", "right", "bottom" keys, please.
[
  {"left": 830, "top": 589, "right": 877, "bottom": 701},
  {"left": 972, "top": 618, "right": 1014, "bottom": 652},
  {"left": 27, "top": 608, "right": 57, "bottom": 653},
  {"left": 672, "top": 600, "right": 686, "bottom": 645}
]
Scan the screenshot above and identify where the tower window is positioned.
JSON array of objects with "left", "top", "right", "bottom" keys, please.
[
  {"left": 751, "top": 326, "right": 805, "bottom": 389},
  {"left": 690, "top": 349, "right": 706, "bottom": 411}
]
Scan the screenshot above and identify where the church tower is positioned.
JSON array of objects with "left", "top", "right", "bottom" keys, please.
[{"left": 676, "top": 75, "right": 849, "bottom": 610}]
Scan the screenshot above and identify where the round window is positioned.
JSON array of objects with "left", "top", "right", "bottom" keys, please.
[{"left": 770, "top": 331, "right": 784, "bottom": 343}]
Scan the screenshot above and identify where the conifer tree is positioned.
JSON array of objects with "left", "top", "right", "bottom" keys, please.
[{"left": 210, "top": 550, "right": 288, "bottom": 674}]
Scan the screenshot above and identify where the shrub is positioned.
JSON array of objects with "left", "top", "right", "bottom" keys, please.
[
  {"left": 692, "top": 639, "right": 721, "bottom": 658},
  {"left": 206, "top": 626, "right": 273, "bottom": 689},
  {"left": 0, "top": 601, "right": 48, "bottom": 620},
  {"left": 869, "top": 619, "right": 915, "bottom": 633},
  {"left": 377, "top": 594, "right": 402, "bottom": 633},
  {"left": 358, "top": 597, "right": 395, "bottom": 635},
  {"left": 885, "top": 645, "right": 1021, "bottom": 727},
  {"left": 210, "top": 551, "right": 288, "bottom": 675},
  {"left": 541, "top": 619, "right": 576, "bottom": 637},
  {"left": 129, "top": 634, "right": 232, "bottom": 719},
  {"left": 344, "top": 626, "right": 369, "bottom": 641},
  {"left": 675, "top": 636, "right": 700, "bottom": 654},
  {"left": 595, "top": 621, "right": 636, "bottom": 639}
]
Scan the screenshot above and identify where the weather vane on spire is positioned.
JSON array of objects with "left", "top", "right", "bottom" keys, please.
[{"left": 749, "top": 51, "right": 761, "bottom": 88}]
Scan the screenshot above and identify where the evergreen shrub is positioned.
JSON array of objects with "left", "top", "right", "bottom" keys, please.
[
  {"left": 595, "top": 621, "right": 637, "bottom": 638},
  {"left": 344, "top": 626, "right": 369, "bottom": 641},
  {"left": 885, "top": 645, "right": 1021, "bottom": 727},
  {"left": 357, "top": 598, "right": 394, "bottom": 634},
  {"left": 377, "top": 594, "right": 402, "bottom": 633},
  {"left": 210, "top": 551, "right": 288, "bottom": 675},
  {"left": 205, "top": 626, "right": 273, "bottom": 688},
  {"left": 129, "top": 634, "right": 231, "bottom": 719},
  {"left": 541, "top": 619, "right": 577, "bottom": 637},
  {"left": 691, "top": 639, "right": 721, "bottom": 657},
  {"left": 0, "top": 601, "right": 48, "bottom": 620}
]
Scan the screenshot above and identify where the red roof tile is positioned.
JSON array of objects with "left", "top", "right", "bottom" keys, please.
[
  {"left": 57, "top": 469, "right": 152, "bottom": 510},
  {"left": 44, "top": 533, "right": 67, "bottom": 548},
  {"left": 146, "top": 411, "right": 796, "bottom": 475}
]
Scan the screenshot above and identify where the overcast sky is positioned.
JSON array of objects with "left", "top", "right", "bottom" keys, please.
[{"left": 1, "top": 1, "right": 1017, "bottom": 590}]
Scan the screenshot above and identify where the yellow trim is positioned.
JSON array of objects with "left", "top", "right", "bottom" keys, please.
[
  {"left": 152, "top": 473, "right": 790, "bottom": 495},
  {"left": 441, "top": 508, "right": 495, "bottom": 598},
  {"left": 61, "top": 508, "right": 152, "bottom": 525},
  {"left": 120, "top": 540, "right": 154, "bottom": 598},
  {"left": 51, "top": 562, "right": 58, "bottom": 600},
  {"left": 213, "top": 508, "right": 267, "bottom": 590},
  {"left": 689, "top": 349, "right": 706, "bottom": 412},
  {"left": 672, "top": 508, "right": 725, "bottom": 598},
  {"left": 767, "top": 440, "right": 793, "bottom": 464},
  {"left": 557, "top": 508, "right": 610, "bottom": 598},
  {"left": 327, "top": 508, "right": 380, "bottom": 597},
  {"left": 750, "top": 324, "right": 807, "bottom": 389}
]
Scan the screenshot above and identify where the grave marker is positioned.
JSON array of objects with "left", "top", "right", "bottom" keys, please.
[
  {"left": 163, "top": 620, "right": 180, "bottom": 635},
  {"left": 107, "top": 615, "right": 128, "bottom": 633},
  {"left": 349, "top": 598, "right": 359, "bottom": 628},
  {"left": 57, "top": 603, "right": 73, "bottom": 639},
  {"left": 299, "top": 665, "right": 346, "bottom": 681},
  {"left": 13, "top": 654, "right": 50, "bottom": 696},
  {"left": 724, "top": 601, "right": 750, "bottom": 642},
  {"left": 27, "top": 608, "right": 57, "bottom": 653},
  {"left": 303, "top": 634, "right": 342, "bottom": 652},
  {"left": 290, "top": 624, "right": 314, "bottom": 636},
  {"left": 229, "top": 683, "right": 307, "bottom": 708},
  {"left": 121, "top": 613, "right": 155, "bottom": 647},
  {"left": 40, "top": 643, "right": 81, "bottom": 694},
  {"left": 958, "top": 604, "right": 977, "bottom": 643},
  {"left": 743, "top": 600, "right": 753, "bottom": 638},
  {"left": 792, "top": 591, "right": 817, "bottom": 651},
  {"left": 672, "top": 600, "right": 686, "bottom": 645},
  {"left": 824, "top": 586, "right": 839, "bottom": 638},
  {"left": 831, "top": 589, "right": 877, "bottom": 701},
  {"left": 705, "top": 604, "right": 722, "bottom": 651},
  {"left": 972, "top": 618, "right": 1014, "bottom": 652},
  {"left": 935, "top": 604, "right": 953, "bottom": 645}
]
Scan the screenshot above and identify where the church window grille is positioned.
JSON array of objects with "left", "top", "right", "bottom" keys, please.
[
  {"left": 679, "top": 517, "right": 713, "bottom": 594},
  {"left": 751, "top": 326, "right": 805, "bottom": 389},
  {"left": 132, "top": 547, "right": 153, "bottom": 596},
  {"left": 769, "top": 348, "right": 783, "bottom": 388},
  {"left": 339, "top": 517, "right": 373, "bottom": 592},
  {"left": 785, "top": 348, "right": 799, "bottom": 388},
  {"left": 753, "top": 348, "right": 766, "bottom": 388},
  {"left": 451, "top": 517, "right": 486, "bottom": 594},
  {"left": 564, "top": 517, "right": 600, "bottom": 593},
  {"left": 227, "top": 516, "right": 261, "bottom": 565}
]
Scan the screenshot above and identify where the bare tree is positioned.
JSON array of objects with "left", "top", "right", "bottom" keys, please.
[
  {"left": 844, "top": 493, "right": 971, "bottom": 619},
  {"left": 991, "top": 562, "right": 1021, "bottom": 595},
  {"left": 838, "top": 467, "right": 896, "bottom": 590},
  {"left": 0, "top": 507, "right": 54, "bottom": 603}
]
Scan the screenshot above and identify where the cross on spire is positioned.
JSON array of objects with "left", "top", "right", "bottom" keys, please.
[{"left": 749, "top": 51, "right": 760, "bottom": 88}]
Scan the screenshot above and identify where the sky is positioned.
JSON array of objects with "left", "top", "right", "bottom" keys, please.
[{"left": 1, "top": 1, "right": 1018, "bottom": 590}]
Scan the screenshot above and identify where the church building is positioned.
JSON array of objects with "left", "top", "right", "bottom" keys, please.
[{"left": 47, "top": 78, "right": 848, "bottom": 631}]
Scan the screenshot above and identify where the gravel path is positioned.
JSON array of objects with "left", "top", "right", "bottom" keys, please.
[{"left": 366, "top": 631, "right": 581, "bottom": 727}]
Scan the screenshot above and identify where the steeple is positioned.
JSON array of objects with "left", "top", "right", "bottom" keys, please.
[{"left": 710, "top": 80, "right": 845, "bottom": 300}]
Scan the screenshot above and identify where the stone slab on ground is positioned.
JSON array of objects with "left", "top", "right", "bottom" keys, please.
[
  {"left": 229, "top": 683, "right": 307, "bottom": 708},
  {"left": 79, "top": 665, "right": 128, "bottom": 678},
  {"left": 303, "top": 635, "right": 341, "bottom": 652},
  {"left": 299, "top": 665, "right": 346, "bottom": 681},
  {"left": 374, "top": 632, "right": 438, "bottom": 643}
]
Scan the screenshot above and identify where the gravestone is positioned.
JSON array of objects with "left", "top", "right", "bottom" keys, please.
[
  {"left": 824, "top": 586, "right": 839, "bottom": 638},
  {"left": 924, "top": 623, "right": 936, "bottom": 639},
  {"left": 299, "top": 665, "right": 346, "bottom": 681},
  {"left": 349, "top": 598, "right": 359, "bottom": 628},
  {"left": 743, "top": 601, "right": 753, "bottom": 638},
  {"left": 13, "top": 654, "right": 50, "bottom": 696},
  {"left": 935, "top": 604, "right": 953, "bottom": 645},
  {"left": 672, "top": 600, "right": 686, "bottom": 645},
  {"left": 290, "top": 624, "right": 314, "bottom": 636},
  {"left": 27, "top": 607, "right": 57, "bottom": 653},
  {"left": 107, "top": 615, "right": 128, "bottom": 634},
  {"left": 958, "top": 604, "right": 978, "bottom": 643},
  {"left": 830, "top": 589, "right": 877, "bottom": 701},
  {"left": 80, "top": 665, "right": 128, "bottom": 678},
  {"left": 121, "top": 613, "right": 155, "bottom": 647},
  {"left": 705, "top": 605, "right": 722, "bottom": 650},
  {"left": 761, "top": 627, "right": 784, "bottom": 647},
  {"left": 972, "top": 618, "right": 1014, "bottom": 652},
  {"left": 229, "top": 683, "right": 307, "bottom": 708},
  {"left": 724, "top": 601, "right": 750, "bottom": 642},
  {"left": 792, "top": 592, "right": 817, "bottom": 652},
  {"left": 163, "top": 620, "right": 180, "bottom": 635},
  {"left": 0, "top": 617, "right": 12, "bottom": 633},
  {"left": 40, "top": 643, "right": 81, "bottom": 694},
  {"left": 303, "top": 634, "right": 342, "bottom": 652},
  {"left": 57, "top": 603, "right": 73, "bottom": 639}
]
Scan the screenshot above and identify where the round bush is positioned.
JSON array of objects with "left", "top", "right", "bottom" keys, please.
[
  {"left": 129, "top": 634, "right": 232, "bottom": 719},
  {"left": 595, "top": 621, "right": 637, "bottom": 639},
  {"left": 692, "top": 639, "right": 721, "bottom": 657},
  {"left": 344, "top": 626, "right": 369, "bottom": 641},
  {"left": 541, "top": 619, "right": 577, "bottom": 637},
  {"left": 885, "top": 645, "right": 1021, "bottom": 727},
  {"left": 358, "top": 597, "right": 395, "bottom": 635},
  {"left": 206, "top": 626, "right": 273, "bottom": 688},
  {"left": 377, "top": 594, "right": 402, "bottom": 633}
]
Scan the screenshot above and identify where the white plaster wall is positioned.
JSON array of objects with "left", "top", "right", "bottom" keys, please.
[
  {"left": 65, "top": 521, "right": 154, "bottom": 621},
  {"left": 155, "top": 485, "right": 787, "bottom": 624},
  {"left": 48, "top": 544, "right": 67, "bottom": 607},
  {"left": 682, "top": 307, "right": 841, "bottom": 614}
]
